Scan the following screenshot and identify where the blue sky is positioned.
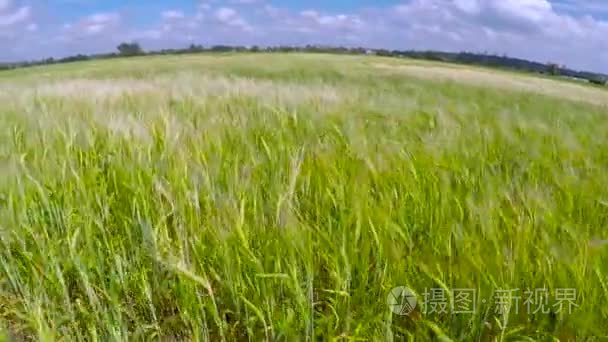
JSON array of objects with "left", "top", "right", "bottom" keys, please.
[{"left": 1, "top": 0, "right": 608, "bottom": 73}]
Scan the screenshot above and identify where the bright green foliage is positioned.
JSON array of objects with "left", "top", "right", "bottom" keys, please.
[{"left": 0, "top": 54, "right": 607, "bottom": 340}]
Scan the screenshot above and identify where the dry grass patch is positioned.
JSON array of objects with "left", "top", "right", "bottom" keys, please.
[
  {"left": 374, "top": 63, "right": 608, "bottom": 106},
  {"left": 3, "top": 74, "right": 346, "bottom": 110}
]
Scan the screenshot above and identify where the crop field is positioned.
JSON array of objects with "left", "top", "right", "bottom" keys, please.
[{"left": 0, "top": 53, "right": 608, "bottom": 340}]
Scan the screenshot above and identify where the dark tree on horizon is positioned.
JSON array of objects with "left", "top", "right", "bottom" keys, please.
[{"left": 117, "top": 42, "right": 144, "bottom": 57}]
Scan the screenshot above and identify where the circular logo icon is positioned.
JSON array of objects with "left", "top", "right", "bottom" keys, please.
[{"left": 387, "top": 286, "right": 417, "bottom": 315}]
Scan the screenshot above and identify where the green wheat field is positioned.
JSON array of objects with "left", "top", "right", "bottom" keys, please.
[{"left": 1, "top": 53, "right": 608, "bottom": 340}]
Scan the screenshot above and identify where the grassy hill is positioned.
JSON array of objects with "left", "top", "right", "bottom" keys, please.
[{"left": 1, "top": 53, "right": 607, "bottom": 340}]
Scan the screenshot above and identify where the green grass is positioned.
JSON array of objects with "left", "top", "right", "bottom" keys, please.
[{"left": 1, "top": 53, "right": 608, "bottom": 340}]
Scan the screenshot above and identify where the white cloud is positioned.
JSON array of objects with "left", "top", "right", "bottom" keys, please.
[
  {"left": 0, "top": 0, "right": 11, "bottom": 12},
  {"left": 195, "top": 3, "right": 212, "bottom": 21},
  {"left": 214, "top": 7, "right": 252, "bottom": 31},
  {"left": 554, "top": 0, "right": 608, "bottom": 16},
  {"left": 85, "top": 24, "right": 104, "bottom": 34},
  {"left": 162, "top": 10, "right": 185, "bottom": 20},
  {"left": 215, "top": 7, "right": 237, "bottom": 22},
  {"left": 64, "top": 12, "right": 121, "bottom": 36},
  {"left": 453, "top": 0, "right": 481, "bottom": 15},
  {"left": 87, "top": 12, "right": 120, "bottom": 24},
  {"left": 0, "top": 6, "right": 30, "bottom": 26},
  {"left": 300, "top": 10, "right": 318, "bottom": 19},
  {"left": 493, "top": 0, "right": 553, "bottom": 21},
  {"left": 262, "top": 5, "right": 281, "bottom": 18},
  {"left": 383, "top": 0, "right": 608, "bottom": 71},
  {"left": 295, "top": 10, "right": 364, "bottom": 33},
  {"left": 228, "top": 0, "right": 261, "bottom": 4},
  {"left": 26, "top": 23, "right": 37, "bottom": 31}
]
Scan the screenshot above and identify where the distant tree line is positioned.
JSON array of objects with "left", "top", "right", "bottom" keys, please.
[{"left": 1, "top": 42, "right": 606, "bottom": 86}]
